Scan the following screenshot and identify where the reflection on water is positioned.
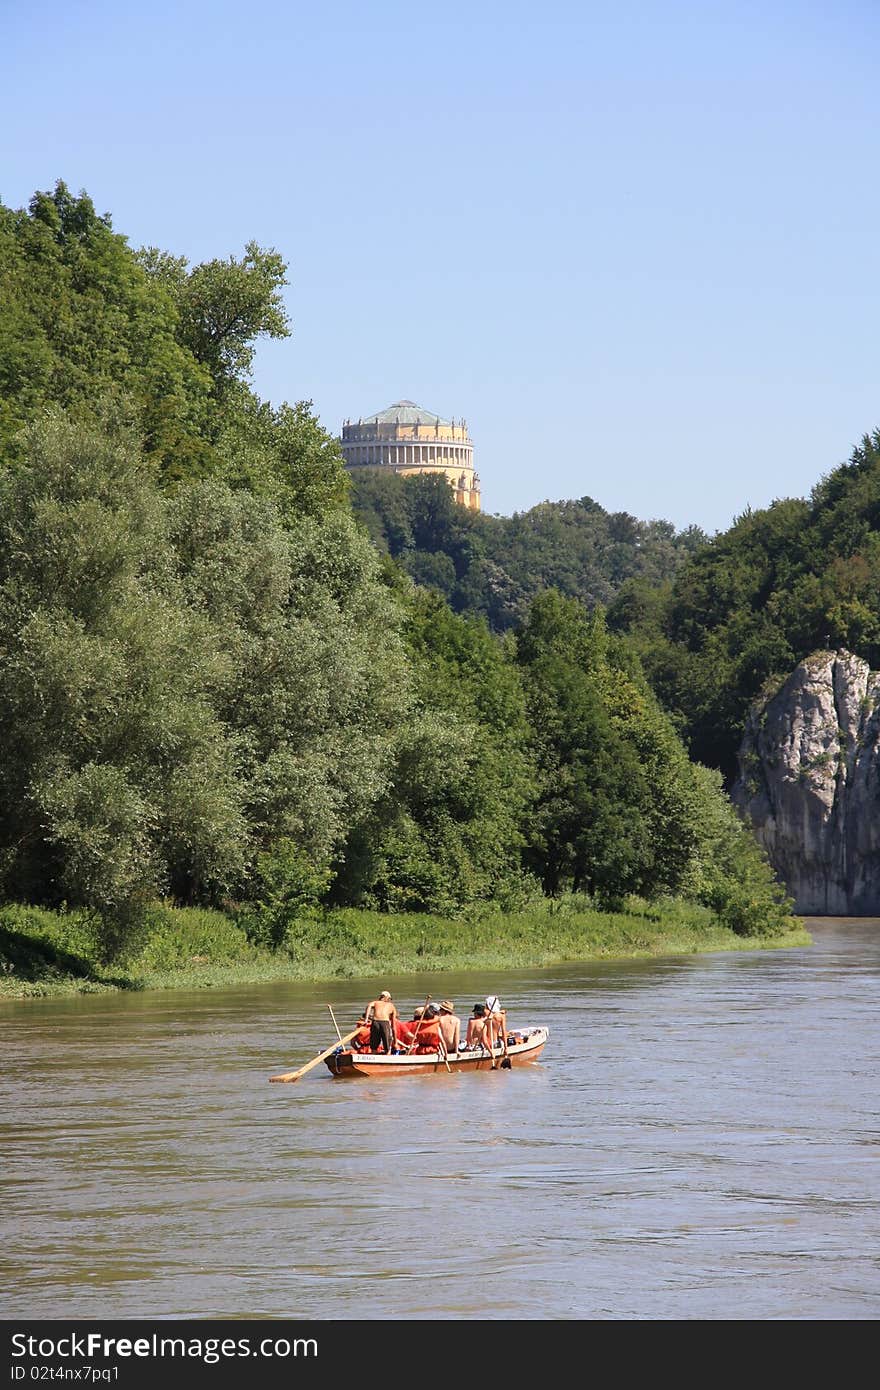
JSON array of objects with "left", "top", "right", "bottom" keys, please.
[{"left": 2, "top": 919, "right": 879, "bottom": 1320}]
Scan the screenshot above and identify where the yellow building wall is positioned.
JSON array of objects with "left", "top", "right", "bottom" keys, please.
[
  {"left": 342, "top": 421, "right": 470, "bottom": 443},
  {"left": 340, "top": 413, "right": 479, "bottom": 510}
]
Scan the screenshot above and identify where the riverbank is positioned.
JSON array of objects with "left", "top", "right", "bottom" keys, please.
[{"left": 0, "top": 898, "right": 809, "bottom": 1000}]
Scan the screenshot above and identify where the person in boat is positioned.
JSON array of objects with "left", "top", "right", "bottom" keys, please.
[
  {"left": 354, "top": 1012, "right": 412, "bottom": 1054},
  {"left": 410, "top": 1004, "right": 443, "bottom": 1054},
  {"left": 483, "top": 994, "right": 504, "bottom": 1052},
  {"left": 393, "top": 1006, "right": 424, "bottom": 1049},
  {"left": 437, "top": 1000, "right": 461, "bottom": 1056},
  {"left": 465, "top": 1003, "right": 487, "bottom": 1049},
  {"left": 363, "top": 990, "right": 398, "bottom": 1054}
]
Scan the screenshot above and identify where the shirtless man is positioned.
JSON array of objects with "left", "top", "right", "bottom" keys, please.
[
  {"left": 364, "top": 990, "right": 398, "bottom": 1054},
  {"left": 466, "top": 1003, "right": 487, "bottom": 1049},
  {"left": 437, "top": 1000, "right": 461, "bottom": 1056}
]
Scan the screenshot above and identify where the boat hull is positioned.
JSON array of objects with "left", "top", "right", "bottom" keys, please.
[{"left": 323, "top": 1027, "right": 549, "bottom": 1078}]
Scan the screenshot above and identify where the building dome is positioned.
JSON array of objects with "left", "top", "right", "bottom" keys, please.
[
  {"left": 361, "top": 400, "right": 451, "bottom": 427},
  {"left": 340, "top": 400, "right": 480, "bottom": 511}
]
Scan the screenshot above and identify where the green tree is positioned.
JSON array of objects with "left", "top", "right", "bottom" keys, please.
[
  {"left": 334, "top": 591, "right": 537, "bottom": 913},
  {"left": 0, "top": 415, "right": 247, "bottom": 944},
  {"left": 167, "top": 480, "right": 410, "bottom": 882},
  {"left": 0, "top": 181, "right": 304, "bottom": 486},
  {"left": 685, "top": 766, "right": 794, "bottom": 936},
  {"left": 0, "top": 414, "right": 413, "bottom": 950},
  {"left": 0, "top": 182, "right": 215, "bottom": 475},
  {"left": 215, "top": 394, "right": 350, "bottom": 518},
  {"left": 516, "top": 592, "right": 653, "bottom": 903},
  {"left": 514, "top": 590, "right": 783, "bottom": 926},
  {"left": 138, "top": 239, "right": 289, "bottom": 398}
]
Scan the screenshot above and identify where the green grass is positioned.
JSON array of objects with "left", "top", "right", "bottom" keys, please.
[{"left": 0, "top": 897, "right": 810, "bottom": 1000}]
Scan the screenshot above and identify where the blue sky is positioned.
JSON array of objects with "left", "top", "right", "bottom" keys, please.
[{"left": 3, "top": 0, "right": 878, "bottom": 532}]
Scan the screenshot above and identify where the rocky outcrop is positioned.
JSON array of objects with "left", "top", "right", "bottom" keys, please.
[{"left": 732, "top": 650, "right": 880, "bottom": 914}]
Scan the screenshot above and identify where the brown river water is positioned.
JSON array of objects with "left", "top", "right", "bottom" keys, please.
[{"left": 2, "top": 918, "right": 879, "bottom": 1321}]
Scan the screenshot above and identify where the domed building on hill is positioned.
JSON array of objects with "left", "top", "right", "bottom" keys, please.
[{"left": 339, "top": 400, "right": 481, "bottom": 511}]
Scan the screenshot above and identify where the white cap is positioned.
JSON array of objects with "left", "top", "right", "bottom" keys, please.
[{"left": 485, "top": 995, "right": 500, "bottom": 1012}]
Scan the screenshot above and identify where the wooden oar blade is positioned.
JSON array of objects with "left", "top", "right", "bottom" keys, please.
[{"left": 269, "top": 1025, "right": 361, "bottom": 1083}]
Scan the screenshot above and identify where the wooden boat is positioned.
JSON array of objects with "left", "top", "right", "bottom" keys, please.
[{"left": 323, "top": 1025, "right": 549, "bottom": 1078}]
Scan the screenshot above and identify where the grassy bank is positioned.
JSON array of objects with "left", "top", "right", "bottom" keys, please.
[{"left": 0, "top": 898, "right": 810, "bottom": 1000}]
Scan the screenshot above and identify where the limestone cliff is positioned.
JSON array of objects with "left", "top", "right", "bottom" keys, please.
[{"left": 732, "top": 650, "right": 880, "bottom": 914}]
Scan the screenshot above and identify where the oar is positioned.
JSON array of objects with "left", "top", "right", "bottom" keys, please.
[
  {"left": 485, "top": 1007, "right": 507, "bottom": 1069},
  {"left": 405, "top": 995, "right": 432, "bottom": 1054},
  {"left": 481, "top": 1009, "right": 497, "bottom": 1068},
  {"left": 499, "top": 1010, "right": 512, "bottom": 1069},
  {"left": 269, "top": 1027, "right": 361, "bottom": 1083},
  {"left": 474, "top": 1031, "right": 492, "bottom": 1068},
  {"left": 327, "top": 1003, "right": 343, "bottom": 1044},
  {"left": 437, "top": 1032, "right": 453, "bottom": 1073}
]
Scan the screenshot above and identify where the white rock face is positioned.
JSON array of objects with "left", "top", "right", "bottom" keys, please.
[{"left": 732, "top": 650, "right": 880, "bottom": 913}]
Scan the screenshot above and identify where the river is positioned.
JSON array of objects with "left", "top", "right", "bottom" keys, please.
[{"left": 2, "top": 918, "right": 878, "bottom": 1321}]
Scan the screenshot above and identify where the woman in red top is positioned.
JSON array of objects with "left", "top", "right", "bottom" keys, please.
[
  {"left": 394, "top": 1016, "right": 419, "bottom": 1047},
  {"left": 412, "top": 1006, "right": 442, "bottom": 1054}
]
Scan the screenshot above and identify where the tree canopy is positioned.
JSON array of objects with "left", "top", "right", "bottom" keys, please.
[{"left": 0, "top": 181, "right": 298, "bottom": 486}]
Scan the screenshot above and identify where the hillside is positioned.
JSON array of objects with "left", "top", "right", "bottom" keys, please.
[{"left": 351, "top": 468, "right": 706, "bottom": 630}]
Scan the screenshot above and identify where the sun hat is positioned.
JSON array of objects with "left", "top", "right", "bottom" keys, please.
[
  {"left": 439, "top": 1000, "right": 455, "bottom": 1012},
  {"left": 485, "top": 995, "right": 500, "bottom": 1012},
  {"left": 379, "top": 990, "right": 392, "bottom": 999}
]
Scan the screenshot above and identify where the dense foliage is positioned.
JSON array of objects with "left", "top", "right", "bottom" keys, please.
[
  {"left": 608, "top": 429, "right": 880, "bottom": 778},
  {"left": 330, "top": 590, "right": 538, "bottom": 915},
  {"left": 0, "top": 182, "right": 794, "bottom": 954},
  {"left": 0, "top": 415, "right": 404, "bottom": 953},
  {"left": 513, "top": 593, "right": 791, "bottom": 933},
  {"left": 351, "top": 468, "right": 705, "bottom": 630}
]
